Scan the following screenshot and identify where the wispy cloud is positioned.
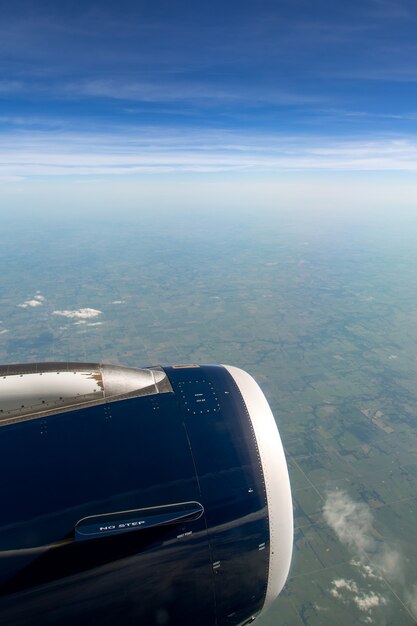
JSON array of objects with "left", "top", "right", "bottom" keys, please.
[
  {"left": 350, "top": 559, "right": 382, "bottom": 581},
  {"left": 2, "top": 130, "right": 417, "bottom": 178},
  {"left": 368, "top": 0, "right": 414, "bottom": 20},
  {"left": 0, "top": 81, "right": 23, "bottom": 94},
  {"left": 53, "top": 308, "right": 102, "bottom": 319},
  {"left": 405, "top": 584, "right": 417, "bottom": 618},
  {"left": 323, "top": 490, "right": 402, "bottom": 581},
  {"left": 315, "top": 107, "right": 417, "bottom": 122},
  {"left": 328, "top": 65, "right": 417, "bottom": 83},
  {"left": 63, "top": 78, "right": 320, "bottom": 106},
  {"left": 323, "top": 490, "right": 417, "bottom": 620}
]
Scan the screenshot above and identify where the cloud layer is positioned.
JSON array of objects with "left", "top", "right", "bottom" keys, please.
[{"left": 2, "top": 131, "right": 417, "bottom": 178}]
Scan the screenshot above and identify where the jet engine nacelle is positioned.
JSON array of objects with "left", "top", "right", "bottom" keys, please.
[{"left": 0, "top": 362, "right": 293, "bottom": 626}]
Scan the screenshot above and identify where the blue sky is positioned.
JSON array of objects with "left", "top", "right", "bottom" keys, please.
[{"left": 1, "top": 0, "right": 417, "bottom": 207}]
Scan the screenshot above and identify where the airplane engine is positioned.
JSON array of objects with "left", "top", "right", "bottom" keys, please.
[{"left": 0, "top": 362, "right": 293, "bottom": 626}]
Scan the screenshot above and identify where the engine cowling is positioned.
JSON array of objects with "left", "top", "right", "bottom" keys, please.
[{"left": 0, "top": 362, "right": 293, "bottom": 626}]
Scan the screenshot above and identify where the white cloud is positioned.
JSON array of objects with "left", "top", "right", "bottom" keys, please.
[
  {"left": 18, "top": 293, "right": 46, "bottom": 308},
  {"left": 53, "top": 308, "right": 102, "bottom": 319},
  {"left": 2, "top": 131, "right": 417, "bottom": 179},
  {"left": 18, "top": 299, "right": 42, "bottom": 308},
  {"left": 329, "top": 578, "right": 387, "bottom": 616},
  {"left": 333, "top": 578, "right": 359, "bottom": 593},
  {"left": 111, "top": 300, "right": 125, "bottom": 304},
  {"left": 0, "top": 329, "right": 8, "bottom": 335},
  {"left": 323, "top": 490, "right": 402, "bottom": 581},
  {"left": 350, "top": 559, "right": 381, "bottom": 581},
  {"left": 86, "top": 322, "right": 103, "bottom": 326},
  {"left": 354, "top": 592, "right": 387, "bottom": 612},
  {"left": 67, "top": 78, "right": 322, "bottom": 107},
  {"left": 323, "top": 490, "right": 374, "bottom": 553},
  {"left": 323, "top": 491, "right": 417, "bottom": 620}
]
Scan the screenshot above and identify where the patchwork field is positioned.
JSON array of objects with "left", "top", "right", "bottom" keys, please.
[{"left": 1, "top": 209, "right": 417, "bottom": 625}]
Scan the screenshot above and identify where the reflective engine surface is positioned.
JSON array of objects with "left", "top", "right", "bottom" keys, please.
[{"left": 0, "top": 362, "right": 293, "bottom": 626}]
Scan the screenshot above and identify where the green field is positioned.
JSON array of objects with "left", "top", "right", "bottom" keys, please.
[{"left": 1, "top": 209, "right": 417, "bottom": 625}]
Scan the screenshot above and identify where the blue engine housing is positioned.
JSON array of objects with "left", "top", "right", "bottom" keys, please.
[{"left": 0, "top": 363, "right": 292, "bottom": 626}]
